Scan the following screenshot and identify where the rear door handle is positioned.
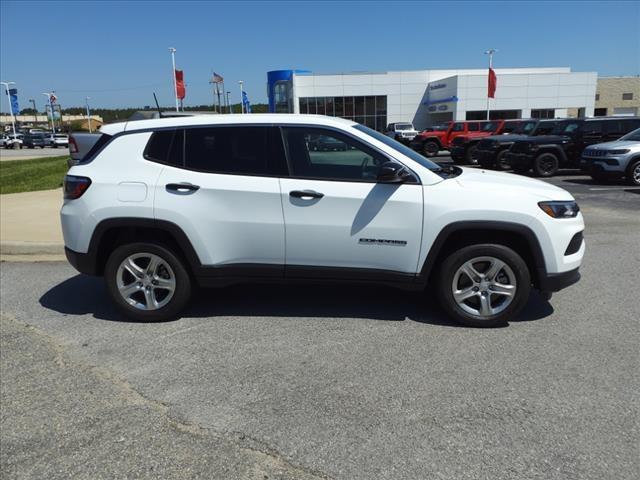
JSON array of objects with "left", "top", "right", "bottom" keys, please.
[
  {"left": 166, "top": 182, "right": 200, "bottom": 194},
  {"left": 289, "top": 190, "right": 324, "bottom": 199}
]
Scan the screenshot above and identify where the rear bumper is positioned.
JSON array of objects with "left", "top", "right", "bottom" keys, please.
[
  {"left": 537, "top": 267, "right": 581, "bottom": 292},
  {"left": 65, "top": 247, "right": 99, "bottom": 276}
]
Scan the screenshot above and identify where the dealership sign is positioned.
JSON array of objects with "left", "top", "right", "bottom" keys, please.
[{"left": 429, "top": 83, "right": 446, "bottom": 90}]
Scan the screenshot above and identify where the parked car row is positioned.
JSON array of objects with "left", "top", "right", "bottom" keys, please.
[
  {"left": 1, "top": 131, "right": 69, "bottom": 149},
  {"left": 406, "top": 117, "right": 640, "bottom": 183}
]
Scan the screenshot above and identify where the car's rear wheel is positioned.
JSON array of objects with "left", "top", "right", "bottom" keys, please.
[
  {"left": 105, "top": 243, "right": 191, "bottom": 322},
  {"left": 465, "top": 145, "right": 479, "bottom": 165},
  {"left": 626, "top": 159, "right": 640, "bottom": 186},
  {"left": 436, "top": 244, "right": 531, "bottom": 327},
  {"left": 496, "top": 150, "right": 511, "bottom": 171},
  {"left": 533, "top": 153, "right": 559, "bottom": 177},
  {"left": 422, "top": 141, "right": 439, "bottom": 157}
]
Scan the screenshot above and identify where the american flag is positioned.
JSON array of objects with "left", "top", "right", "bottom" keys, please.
[{"left": 212, "top": 72, "right": 224, "bottom": 84}]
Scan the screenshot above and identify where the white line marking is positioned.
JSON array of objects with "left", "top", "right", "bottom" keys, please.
[{"left": 589, "top": 187, "right": 639, "bottom": 191}]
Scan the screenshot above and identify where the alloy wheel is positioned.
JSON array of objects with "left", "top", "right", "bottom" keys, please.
[
  {"left": 452, "top": 256, "right": 517, "bottom": 317},
  {"left": 116, "top": 253, "right": 176, "bottom": 310}
]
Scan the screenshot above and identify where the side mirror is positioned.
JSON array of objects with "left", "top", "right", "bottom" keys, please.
[{"left": 377, "top": 161, "right": 411, "bottom": 183}]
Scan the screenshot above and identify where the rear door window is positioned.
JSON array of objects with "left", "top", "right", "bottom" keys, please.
[{"left": 467, "top": 123, "right": 479, "bottom": 132}]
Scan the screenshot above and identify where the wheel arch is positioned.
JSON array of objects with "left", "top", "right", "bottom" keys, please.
[
  {"left": 86, "top": 218, "right": 202, "bottom": 276},
  {"left": 535, "top": 145, "right": 567, "bottom": 163},
  {"left": 419, "top": 221, "right": 547, "bottom": 288}
]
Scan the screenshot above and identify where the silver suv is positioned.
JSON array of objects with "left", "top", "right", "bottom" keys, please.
[{"left": 581, "top": 128, "right": 640, "bottom": 186}]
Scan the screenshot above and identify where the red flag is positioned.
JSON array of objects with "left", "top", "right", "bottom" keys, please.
[
  {"left": 175, "top": 69, "right": 186, "bottom": 100},
  {"left": 488, "top": 68, "right": 497, "bottom": 98}
]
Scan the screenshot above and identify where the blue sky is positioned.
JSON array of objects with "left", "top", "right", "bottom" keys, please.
[{"left": 1, "top": 0, "right": 639, "bottom": 111}]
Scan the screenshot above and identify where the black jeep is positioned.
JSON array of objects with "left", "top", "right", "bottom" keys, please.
[
  {"left": 505, "top": 117, "right": 640, "bottom": 177},
  {"left": 476, "top": 119, "right": 559, "bottom": 171}
]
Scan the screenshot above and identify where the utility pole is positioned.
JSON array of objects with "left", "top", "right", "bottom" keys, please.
[
  {"left": 42, "top": 92, "right": 56, "bottom": 134},
  {"left": 85, "top": 96, "right": 92, "bottom": 133},
  {"left": 168, "top": 47, "right": 179, "bottom": 112},
  {"left": 226, "top": 91, "right": 231, "bottom": 113},
  {"left": 1, "top": 81, "right": 18, "bottom": 146},
  {"left": 484, "top": 48, "right": 497, "bottom": 121},
  {"left": 239, "top": 80, "right": 244, "bottom": 114},
  {"left": 29, "top": 99, "right": 37, "bottom": 124}
]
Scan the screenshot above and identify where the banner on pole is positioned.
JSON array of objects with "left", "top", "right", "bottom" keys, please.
[
  {"left": 242, "top": 91, "right": 252, "bottom": 113},
  {"left": 488, "top": 68, "right": 497, "bottom": 98},
  {"left": 7, "top": 88, "right": 19, "bottom": 115},
  {"left": 175, "top": 70, "right": 186, "bottom": 99}
]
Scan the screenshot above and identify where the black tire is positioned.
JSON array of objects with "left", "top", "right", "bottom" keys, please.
[
  {"left": 495, "top": 150, "right": 511, "bottom": 171},
  {"left": 104, "top": 242, "right": 192, "bottom": 322},
  {"left": 533, "top": 153, "right": 559, "bottom": 177},
  {"left": 422, "top": 141, "right": 439, "bottom": 157},
  {"left": 465, "top": 145, "right": 479, "bottom": 165},
  {"left": 626, "top": 159, "right": 640, "bottom": 186},
  {"left": 436, "top": 244, "right": 531, "bottom": 328}
]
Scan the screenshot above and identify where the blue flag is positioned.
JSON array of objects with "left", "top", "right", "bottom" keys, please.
[
  {"left": 242, "top": 91, "right": 252, "bottom": 113},
  {"left": 8, "top": 88, "right": 19, "bottom": 115}
]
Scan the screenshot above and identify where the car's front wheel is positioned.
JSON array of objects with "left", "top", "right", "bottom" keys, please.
[
  {"left": 626, "top": 159, "right": 640, "bottom": 186},
  {"left": 496, "top": 150, "right": 511, "bottom": 171},
  {"left": 436, "top": 244, "right": 531, "bottom": 327},
  {"left": 465, "top": 145, "right": 479, "bottom": 165},
  {"left": 104, "top": 243, "right": 191, "bottom": 322}
]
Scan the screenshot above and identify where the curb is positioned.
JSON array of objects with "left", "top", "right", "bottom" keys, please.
[{"left": 0, "top": 242, "right": 64, "bottom": 256}]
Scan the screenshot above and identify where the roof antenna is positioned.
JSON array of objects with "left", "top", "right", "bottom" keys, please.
[{"left": 153, "top": 93, "right": 163, "bottom": 117}]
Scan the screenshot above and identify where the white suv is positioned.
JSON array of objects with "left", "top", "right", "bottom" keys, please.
[{"left": 61, "top": 114, "right": 585, "bottom": 327}]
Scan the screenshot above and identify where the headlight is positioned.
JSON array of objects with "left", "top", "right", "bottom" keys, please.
[
  {"left": 607, "top": 149, "right": 630, "bottom": 155},
  {"left": 538, "top": 201, "right": 580, "bottom": 218}
]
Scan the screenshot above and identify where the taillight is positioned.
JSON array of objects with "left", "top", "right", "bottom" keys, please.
[
  {"left": 69, "top": 136, "right": 79, "bottom": 154},
  {"left": 63, "top": 175, "right": 92, "bottom": 199}
]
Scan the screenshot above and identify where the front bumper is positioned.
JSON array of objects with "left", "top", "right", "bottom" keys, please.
[
  {"left": 537, "top": 267, "right": 581, "bottom": 292},
  {"left": 580, "top": 156, "right": 625, "bottom": 176}
]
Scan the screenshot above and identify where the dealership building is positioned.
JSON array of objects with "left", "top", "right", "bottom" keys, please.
[{"left": 267, "top": 67, "right": 599, "bottom": 130}]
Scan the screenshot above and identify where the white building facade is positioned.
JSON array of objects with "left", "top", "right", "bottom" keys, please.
[{"left": 268, "top": 67, "right": 597, "bottom": 131}]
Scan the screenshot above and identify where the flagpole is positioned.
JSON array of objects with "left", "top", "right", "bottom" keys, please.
[
  {"left": 485, "top": 48, "right": 496, "bottom": 121},
  {"left": 222, "top": 81, "right": 226, "bottom": 112},
  {"left": 209, "top": 73, "right": 217, "bottom": 113},
  {"left": 239, "top": 80, "right": 244, "bottom": 114},
  {"left": 169, "top": 47, "right": 179, "bottom": 112}
]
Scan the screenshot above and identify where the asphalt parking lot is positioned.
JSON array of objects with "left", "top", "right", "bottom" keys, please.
[{"left": 1, "top": 161, "right": 639, "bottom": 480}]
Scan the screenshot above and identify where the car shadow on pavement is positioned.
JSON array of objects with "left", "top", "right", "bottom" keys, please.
[{"left": 39, "top": 274, "right": 553, "bottom": 328}]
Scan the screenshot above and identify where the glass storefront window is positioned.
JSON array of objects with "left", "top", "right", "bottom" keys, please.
[
  {"left": 355, "top": 97, "right": 365, "bottom": 116},
  {"left": 297, "top": 96, "right": 388, "bottom": 130},
  {"left": 344, "top": 97, "right": 354, "bottom": 117}
]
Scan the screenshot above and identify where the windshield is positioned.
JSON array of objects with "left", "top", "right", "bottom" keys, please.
[
  {"left": 354, "top": 124, "right": 441, "bottom": 171},
  {"left": 619, "top": 128, "right": 640, "bottom": 142},
  {"left": 551, "top": 121, "right": 581, "bottom": 135},
  {"left": 395, "top": 123, "right": 413, "bottom": 131}
]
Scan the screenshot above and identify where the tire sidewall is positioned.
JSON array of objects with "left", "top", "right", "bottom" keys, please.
[
  {"left": 105, "top": 242, "right": 191, "bottom": 322},
  {"left": 437, "top": 244, "right": 532, "bottom": 328},
  {"left": 496, "top": 149, "right": 511, "bottom": 171},
  {"left": 534, "top": 153, "right": 559, "bottom": 177},
  {"left": 626, "top": 159, "right": 640, "bottom": 186},
  {"left": 423, "top": 141, "right": 439, "bottom": 157}
]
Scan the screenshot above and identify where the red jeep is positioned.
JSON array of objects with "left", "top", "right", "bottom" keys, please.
[
  {"left": 410, "top": 120, "right": 501, "bottom": 157},
  {"left": 450, "top": 119, "right": 537, "bottom": 164}
]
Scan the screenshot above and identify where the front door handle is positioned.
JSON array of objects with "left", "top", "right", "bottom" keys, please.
[
  {"left": 289, "top": 190, "right": 324, "bottom": 199},
  {"left": 166, "top": 182, "right": 200, "bottom": 194}
]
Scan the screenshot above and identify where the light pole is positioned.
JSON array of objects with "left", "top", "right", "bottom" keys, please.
[
  {"left": 226, "top": 91, "right": 231, "bottom": 113},
  {"left": 484, "top": 48, "right": 497, "bottom": 120},
  {"left": 168, "top": 47, "right": 179, "bottom": 112},
  {"left": 42, "top": 92, "right": 56, "bottom": 133},
  {"left": 1, "top": 81, "right": 18, "bottom": 144},
  {"left": 239, "top": 80, "right": 244, "bottom": 114},
  {"left": 85, "top": 97, "right": 92, "bottom": 132},
  {"left": 29, "top": 98, "right": 37, "bottom": 124}
]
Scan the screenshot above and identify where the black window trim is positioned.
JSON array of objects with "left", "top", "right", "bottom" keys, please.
[{"left": 109, "top": 122, "right": 422, "bottom": 184}]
